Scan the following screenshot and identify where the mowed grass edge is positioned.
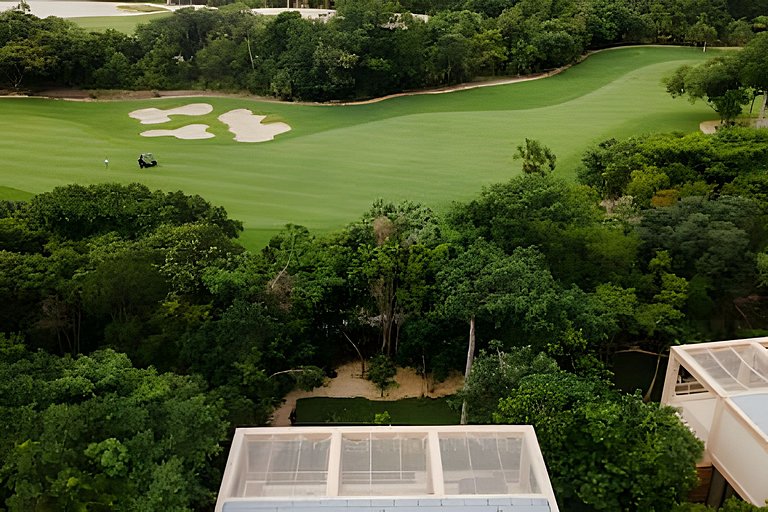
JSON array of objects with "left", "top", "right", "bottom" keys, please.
[
  {"left": 70, "top": 12, "right": 173, "bottom": 34},
  {"left": 0, "top": 47, "right": 718, "bottom": 250},
  {"left": 295, "top": 396, "right": 459, "bottom": 425}
]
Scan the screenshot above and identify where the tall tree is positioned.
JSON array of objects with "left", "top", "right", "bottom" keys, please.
[
  {"left": 348, "top": 200, "right": 443, "bottom": 356},
  {"left": 514, "top": 138, "right": 557, "bottom": 175},
  {"left": 495, "top": 372, "right": 703, "bottom": 512},
  {"left": 437, "top": 241, "right": 560, "bottom": 423},
  {"left": 738, "top": 32, "right": 768, "bottom": 121},
  {"left": 685, "top": 15, "right": 718, "bottom": 51},
  {"left": 456, "top": 345, "right": 559, "bottom": 423},
  {"left": 665, "top": 57, "right": 749, "bottom": 123}
]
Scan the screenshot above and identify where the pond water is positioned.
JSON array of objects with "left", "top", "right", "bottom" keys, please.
[{"left": 610, "top": 350, "right": 668, "bottom": 402}]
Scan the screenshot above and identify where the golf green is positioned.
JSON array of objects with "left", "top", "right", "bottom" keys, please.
[{"left": 0, "top": 47, "right": 718, "bottom": 249}]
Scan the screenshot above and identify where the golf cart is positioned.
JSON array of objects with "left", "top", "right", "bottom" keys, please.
[{"left": 138, "top": 153, "right": 157, "bottom": 169}]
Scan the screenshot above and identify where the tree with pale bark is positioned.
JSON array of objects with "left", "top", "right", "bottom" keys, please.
[{"left": 437, "top": 240, "right": 559, "bottom": 423}]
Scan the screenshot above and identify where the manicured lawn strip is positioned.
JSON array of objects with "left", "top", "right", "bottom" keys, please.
[
  {"left": 294, "top": 397, "right": 459, "bottom": 425},
  {"left": 70, "top": 13, "right": 173, "bottom": 33},
  {"left": 0, "top": 48, "right": 719, "bottom": 244}
]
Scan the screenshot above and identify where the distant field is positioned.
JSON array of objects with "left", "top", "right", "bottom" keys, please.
[
  {"left": 70, "top": 12, "right": 172, "bottom": 33},
  {"left": 295, "top": 397, "right": 459, "bottom": 425},
  {"left": 0, "top": 47, "right": 718, "bottom": 250}
]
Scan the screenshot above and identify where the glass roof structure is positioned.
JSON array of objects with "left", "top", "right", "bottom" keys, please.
[
  {"left": 216, "top": 426, "right": 559, "bottom": 512},
  {"left": 661, "top": 337, "right": 768, "bottom": 506}
]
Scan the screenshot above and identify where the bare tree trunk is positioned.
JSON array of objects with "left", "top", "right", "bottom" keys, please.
[
  {"left": 342, "top": 331, "right": 365, "bottom": 377},
  {"left": 374, "top": 277, "right": 396, "bottom": 355},
  {"left": 460, "top": 316, "right": 476, "bottom": 425},
  {"left": 246, "top": 34, "right": 256, "bottom": 70},
  {"left": 644, "top": 352, "right": 662, "bottom": 403},
  {"left": 760, "top": 91, "right": 767, "bottom": 120},
  {"left": 74, "top": 308, "right": 81, "bottom": 355},
  {"left": 394, "top": 318, "right": 401, "bottom": 356},
  {"left": 269, "top": 232, "right": 295, "bottom": 289}
]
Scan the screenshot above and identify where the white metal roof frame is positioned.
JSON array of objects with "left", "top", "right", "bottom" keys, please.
[
  {"left": 216, "top": 425, "right": 559, "bottom": 512},
  {"left": 662, "top": 338, "right": 768, "bottom": 399},
  {"left": 662, "top": 338, "right": 768, "bottom": 506}
]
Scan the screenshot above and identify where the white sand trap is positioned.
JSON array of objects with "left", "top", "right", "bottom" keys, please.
[
  {"left": 140, "top": 124, "right": 214, "bottom": 140},
  {"left": 129, "top": 103, "right": 213, "bottom": 125},
  {"left": 218, "top": 109, "right": 291, "bottom": 142}
]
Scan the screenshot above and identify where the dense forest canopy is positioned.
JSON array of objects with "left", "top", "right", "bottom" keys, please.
[
  {"left": 3, "top": 125, "right": 768, "bottom": 509},
  {"left": 3, "top": 0, "right": 768, "bottom": 508},
  {"left": 1, "top": 0, "right": 766, "bottom": 100}
]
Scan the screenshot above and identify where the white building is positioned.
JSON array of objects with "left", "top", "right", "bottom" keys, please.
[
  {"left": 661, "top": 337, "right": 768, "bottom": 507},
  {"left": 216, "top": 425, "right": 559, "bottom": 512}
]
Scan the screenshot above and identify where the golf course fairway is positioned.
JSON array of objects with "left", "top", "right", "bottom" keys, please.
[{"left": 0, "top": 46, "right": 719, "bottom": 249}]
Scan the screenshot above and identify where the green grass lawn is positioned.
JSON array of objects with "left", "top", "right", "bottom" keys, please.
[
  {"left": 295, "top": 396, "right": 459, "bottom": 425},
  {"left": 70, "top": 12, "right": 173, "bottom": 33},
  {"left": 0, "top": 47, "right": 719, "bottom": 250},
  {"left": 0, "top": 186, "right": 34, "bottom": 202}
]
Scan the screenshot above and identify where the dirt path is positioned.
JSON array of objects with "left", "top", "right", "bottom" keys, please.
[
  {"left": 700, "top": 120, "right": 721, "bottom": 134},
  {"left": 270, "top": 361, "right": 463, "bottom": 426},
  {"left": 700, "top": 117, "right": 768, "bottom": 134}
]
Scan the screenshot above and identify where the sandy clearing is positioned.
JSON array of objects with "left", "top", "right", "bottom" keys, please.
[
  {"left": 129, "top": 103, "right": 213, "bottom": 124},
  {"left": 218, "top": 109, "right": 291, "bottom": 142},
  {"left": 270, "top": 361, "right": 464, "bottom": 426},
  {"left": 699, "top": 120, "right": 721, "bottom": 134},
  {"left": 700, "top": 118, "right": 768, "bottom": 134},
  {"left": 140, "top": 124, "right": 214, "bottom": 140}
]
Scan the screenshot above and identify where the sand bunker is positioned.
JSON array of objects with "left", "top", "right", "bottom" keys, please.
[
  {"left": 218, "top": 109, "right": 291, "bottom": 142},
  {"left": 700, "top": 118, "right": 768, "bottom": 134},
  {"left": 140, "top": 124, "right": 214, "bottom": 140},
  {"left": 129, "top": 103, "right": 213, "bottom": 124},
  {"left": 129, "top": 104, "right": 292, "bottom": 142}
]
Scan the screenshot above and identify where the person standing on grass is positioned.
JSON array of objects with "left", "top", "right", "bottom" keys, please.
[{"left": 104, "top": 158, "right": 109, "bottom": 169}]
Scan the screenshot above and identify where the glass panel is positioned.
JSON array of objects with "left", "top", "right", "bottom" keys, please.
[
  {"left": 732, "top": 393, "right": 768, "bottom": 437},
  {"left": 691, "top": 351, "right": 744, "bottom": 392},
  {"left": 744, "top": 345, "right": 768, "bottom": 389},
  {"left": 691, "top": 346, "right": 768, "bottom": 393},
  {"left": 340, "top": 434, "right": 429, "bottom": 496},
  {"left": 244, "top": 436, "right": 330, "bottom": 497},
  {"left": 439, "top": 433, "right": 528, "bottom": 495}
]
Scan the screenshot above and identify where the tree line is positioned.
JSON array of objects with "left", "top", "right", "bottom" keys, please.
[
  {"left": 665, "top": 32, "right": 768, "bottom": 123},
  {"left": 2, "top": 124, "right": 768, "bottom": 509},
  {"left": 1, "top": 0, "right": 766, "bottom": 100}
]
